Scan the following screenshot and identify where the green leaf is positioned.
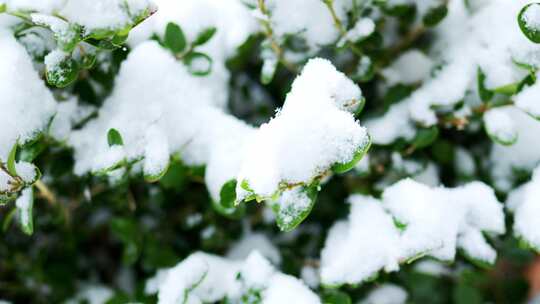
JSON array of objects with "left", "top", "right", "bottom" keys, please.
[
  {"left": 412, "top": 126, "right": 439, "bottom": 150},
  {"left": 219, "top": 180, "right": 237, "bottom": 209},
  {"left": 107, "top": 128, "right": 124, "bottom": 147},
  {"left": 183, "top": 52, "right": 213, "bottom": 76},
  {"left": 274, "top": 183, "right": 319, "bottom": 232},
  {"left": 144, "top": 163, "right": 170, "bottom": 183},
  {"left": 423, "top": 4, "right": 448, "bottom": 27},
  {"left": 518, "top": 3, "right": 540, "bottom": 43},
  {"left": 477, "top": 67, "right": 493, "bottom": 102},
  {"left": 56, "top": 24, "right": 81, "bottom": 52},
  {"left": 333, "top": 136, "right": 371, "bottom": 174},
  {"left": 46, "top": 57, "right": 79, "bottom": 88},
  {"left": 165, "top": 22, "right": 186, "bottom": 53},
  {"left": 159, "top": 160, "right": 187, "bottom": 192},
  {"left": 0, "top": 3, "right": 6, "bottom": 13},
  {"left": 111, "top": 217, "right": 140, "bottom": 265},
  {"left": 322, "top": 290, "right": 352, "bottom": 304},
  {"left": 7, "top": 143, "right": 18, "bottom": 177},
  {"left": 2, "top": 207, "right": 16, "bottom": 232},
  {"left": 193, "top": 27, "right": 217, "bottom": 46}
]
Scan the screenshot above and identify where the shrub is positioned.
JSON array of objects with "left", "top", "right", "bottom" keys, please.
[{"left": 1, "top": 0, "right": 540, "bottom": 303}]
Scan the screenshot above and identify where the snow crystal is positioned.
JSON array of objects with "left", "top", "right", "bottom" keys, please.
[{"left": 0, "top": 30, "right": 56, "bottom": 161}]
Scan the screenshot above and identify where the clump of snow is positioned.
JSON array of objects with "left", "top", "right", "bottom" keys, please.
[
  {"left": 15, "top": 188, "right": 33, "bottom": 229},
  {"left": 226, "top": 232, "right": 282, "bottom": 265},
  {"left": 483, "top": 107, "right": 517, "bottom": 145},
  {"left": 128, "top": 0, "right": 257, "bottom": 109},
  {"left": 0, "top": 29, "right": 56, "bottom": 161},
  {"left": 342, "top": 18, "right": 375, "bottom": 44},
  {"left": 236, "top": 58, "right": 368, "bottom": 201},
  {"left": 59, "top": 0, "right": 153, "bottom": 33},
  {"left": 360, "top": 284, "right": 408, "bottom": 304},
  {"left": 515, "top": 77, "right": 540, "bottom": 119},
  {"left": 263, "top": 0, "right": 352, "bottom": 53},
  {"left": 365, "top": 101, "right": 416, "bottom": 145},
  {"left": 147, "top": 250, "right": 319, "bottom": 304},
  {"left": 320, "top": 179, "right": 505, "bottom": 286},
  {"left": 65, "top": 284, "right": 113, "bottom": 304},
  {"left": 507, "top": 165, "right": 540, "bottom": 251},
  {"left": 489, "top": 107, "right": 540, "bottom": 190},
  {"left": 320, "top": 195, "right": 400, "bottom": 286},
  {"left": 381, "top": 50, "right": 433, "bottom": 86},
  {"left": 68, "top": 41, "right": 254, "bottom": 201}
]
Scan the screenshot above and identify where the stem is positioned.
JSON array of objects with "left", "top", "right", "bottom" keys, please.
[
  {"left": 323, "top": 0, "right": 364, "bottom": 57},
  {"left": 257, "top": 0, "right": 298, "bottom": 73},
  {"left": 35, "top": 180, "right": 57, "bottom": 206}
]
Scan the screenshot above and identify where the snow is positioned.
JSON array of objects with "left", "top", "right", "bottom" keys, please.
[
  {"left": 365, "top": 101, "right": 416, "bottom": 145},
  {"left": 69, "top": 41, "right": 254, "bottom": 201},
  {"left": 264, "top": 0, "right": 352, "bottom": 52},
  {"left": 360, "top": 284, "right": 408, "bottom": 304},
  {"left": 15, "top": 187, "right": 32, "bottom": 229},
  {"left": 263, "top": 273, "right": 321, "bottom": 304},
  {"left": 343, "top": 18, "right": 375, "bottom": 44},
  {"left": 483, "top": 107, "right": 517, "bottom": 145},
  {"left": 128, "top": 0, "right": 257, "bottom": 109},
  {"left": 4, "top": 0, "right": 64, "bottom": 13},
  {"left": 522, "top": 3, "right": 540, "bottom": 30},
  {"left": 507, "top": 165, "right": 540, "bottom": 251},
  {"left": 371, "top": 0, "right": 540, "bottom": 130},
  {"left": 226, "top": 232, "right": 282, "bottom": 265},
  {"left": 60, "top": 0, "right": 153, "bottom": 33},
  {"left": 0, "top": 29, "right": 56, "bottom": 162},
  {"left": 381, "top": 50, "right": 433, "bottom": 86},
  {"left": 320, "top": 195, "right": 400, "bottom": 286},
  {"left": 515, "top": 78, "right": 540, "bottom": 119},
  {"left": 65, "top": 285, "right": 113, "bottom": 304},
  {"left": 490, "top": 107, "right": 540, "bottom": 190},
  {"left": 236, "top": 58, "right": 368, "bottom": 201},
  {"left": 320, "top": 179, "right": 505, "bottom": 286},
  {"left": 147, "top": 250, "right": 319, "bottom": 304}
]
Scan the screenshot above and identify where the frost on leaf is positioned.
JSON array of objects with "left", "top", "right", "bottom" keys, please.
[
  {"left": 146, "top": 250, "right": 320, "bottom": 304},
  {"left": 320, "top": 179, "right": 505, "bottom": 287}
]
